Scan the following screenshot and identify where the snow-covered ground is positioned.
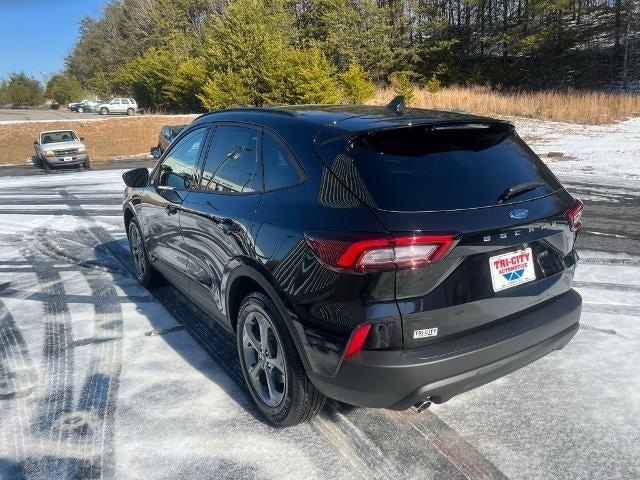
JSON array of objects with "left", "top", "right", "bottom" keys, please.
[
  {"left": 513, "top": 116, "right": 640, "bottom": 179},
  {"left": 0, "top": 159, "right": 639, "bottom": 478}
]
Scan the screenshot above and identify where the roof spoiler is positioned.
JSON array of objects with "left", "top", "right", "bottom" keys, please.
[{"left": 386, "top": 96, "right": 405, "bottom": 114}]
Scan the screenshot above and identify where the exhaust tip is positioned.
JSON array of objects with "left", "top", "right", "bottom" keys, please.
[{"left": 410, "top": 398, "right": 432, "bottom": 413}]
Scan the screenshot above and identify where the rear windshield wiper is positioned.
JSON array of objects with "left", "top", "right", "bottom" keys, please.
[{"left": 498, "top": 181, "right": 544, "bottom": 203}]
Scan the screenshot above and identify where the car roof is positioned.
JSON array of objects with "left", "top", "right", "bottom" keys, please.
[
  {"left": 39, "top": 130, "right": 77, "bottom": 135},
  {"left": 193, "top": 104, "right": 502, "bottom": 130}
]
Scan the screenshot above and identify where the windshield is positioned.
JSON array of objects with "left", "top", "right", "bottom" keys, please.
[
  {"left": 318, "top": 123, "right": 562, "bottom": 212},
  {"left": 41, "top": 131, "right": 78, "bottom": 144}
]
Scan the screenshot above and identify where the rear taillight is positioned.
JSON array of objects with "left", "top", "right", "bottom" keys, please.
[
  {"left": 567, "top": 200, "right": 583, "bottom": 231},
  {"left": 343, "top": 323, "right": 372, "bottom": 358},
  {"left": 304, "top": 232, "right": 456, "bottom": 271}
]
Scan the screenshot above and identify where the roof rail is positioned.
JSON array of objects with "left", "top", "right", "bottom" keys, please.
[{"left": 199, "top": 106, "right": 299, "bottom": 119}]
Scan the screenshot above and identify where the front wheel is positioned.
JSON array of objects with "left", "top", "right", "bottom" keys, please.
[
  {"left": 84, "top": 159, "right": 91, "bottom": 170},
  {"left": 100, "top": 107, "right": 108, "bottom": 115},
  {"left": 78, "top": 107, "right": 84, "bottom": 113},
  {"left": 237, "top": 292, "right": 325, "bottom": 427},
  {"left": 128, "top": 219, "right": 159, "bottom": 287}
]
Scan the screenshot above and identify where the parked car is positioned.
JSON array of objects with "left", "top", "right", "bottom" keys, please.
[
  {"left": 34, "top": 130, "right": 90, "bottom": 171},
  {"left": 157, "top": 125, "right": 186, "bottom": 153},
  {"left": 68, "top": 99, "right": 90, "bottom": 110},
  {"left": 70, "top": 99, "right": 102, "bottom": 113},
  {"left": 121, "top": 100, "right": 583, "bottom": 427},
  {"left": 98, "top": 98, "right": 138, "bottom": 116}
]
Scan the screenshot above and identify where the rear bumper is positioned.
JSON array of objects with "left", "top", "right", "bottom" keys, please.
[{"left": 308, "top": 289, "right": 581, "bottom": 409}]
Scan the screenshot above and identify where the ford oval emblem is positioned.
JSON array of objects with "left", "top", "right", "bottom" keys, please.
[{"left": 510, "top": 209, "right": 529, "bottom": 219}]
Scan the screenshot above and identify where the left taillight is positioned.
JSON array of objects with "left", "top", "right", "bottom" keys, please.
[
  {"left": 304, "top": 232, "right": 456, "bottom": 271},
  {"left": 567, "top": 200, "right": 584, "bottom": 231}
]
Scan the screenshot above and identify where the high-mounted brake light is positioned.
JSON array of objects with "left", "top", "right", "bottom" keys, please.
[
  {"left": 304, "top": 232, "right": 456, "bottom": 271},
  {"left": 343, "top": 323, "right": 372, "bottom": 359},
  {"left": 567, "top": 200, "right": 583, "bottom": 231}
]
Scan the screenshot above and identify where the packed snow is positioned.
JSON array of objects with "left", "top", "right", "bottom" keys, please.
[{"left": 513, "top": 116, "right": 640, "bottom": 179}]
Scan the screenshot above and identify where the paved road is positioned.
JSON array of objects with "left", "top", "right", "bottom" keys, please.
[
  {"left": 0, "top": 108, "right": 103, "bottom": 122},
  {"left": 0, "top": 164, "right": 638, "bottom": 479}
]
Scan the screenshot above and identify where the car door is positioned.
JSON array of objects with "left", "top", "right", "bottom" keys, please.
[
  {"left": 180, "top": 123, "right": 263, "bottom": 327},
  {"left": 108, "top": 99, "right": 119, "bottom": 113},
  {"left": 138, "top": 125, "right": 210, "bottom": 287}
]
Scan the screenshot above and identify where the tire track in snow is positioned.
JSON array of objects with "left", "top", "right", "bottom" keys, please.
[
  {"left": 19, "top": 247, "right": 75, "bottom": 478},
  {"left": 11, "top": 186, "right": 127, "bottom": 479},
  {"left": 0, "top": 298, "right": 38, "bottom": 478},
  {"left": 65, "top": 272, "right": 122, "bottom": 479}
]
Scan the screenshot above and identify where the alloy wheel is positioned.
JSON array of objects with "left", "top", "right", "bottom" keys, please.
[
  {"left": 129, "top": 224, "right": 145, "bottom": 278},
  {"left": 242, "top": 311, "right": 287, "bottom": 407}
]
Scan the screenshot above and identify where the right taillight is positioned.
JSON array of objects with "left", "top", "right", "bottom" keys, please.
[
  {"left": 567, "top": 200, "right": 583, "bottom": 231},
  {"left": 304, "top": 232, "right": 457, "bottom": 271}
]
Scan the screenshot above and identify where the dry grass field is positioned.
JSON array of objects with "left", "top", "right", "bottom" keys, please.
[
  {"left": 370, "top": 86, "right": 640, "bottom": 124},
  {"left": 0, "top": 115, "right": 197, "bottom": 166}
]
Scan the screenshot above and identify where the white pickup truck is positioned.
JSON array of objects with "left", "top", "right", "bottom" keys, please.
[{"left": 34, "top": 130, "right": 90, "bottom": 171}]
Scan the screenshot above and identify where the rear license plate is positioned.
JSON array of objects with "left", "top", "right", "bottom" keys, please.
[
  {"left": 489, "top": 248, "right": 536, "bottom": 292},
  {"left": 63, "top": 156, "right": 73, "bottom": 162}
]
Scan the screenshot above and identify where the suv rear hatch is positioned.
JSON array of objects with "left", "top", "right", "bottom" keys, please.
[{"left": 316, "top": 120, "right": 581, "bottom": 348}]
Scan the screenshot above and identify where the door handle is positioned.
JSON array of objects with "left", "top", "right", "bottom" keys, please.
[
  {"left": 221, "top": 218, "right": 241, "bottom": 235},
  {"left": 165, "top": 205, "right": 178, "bottom": 215}
]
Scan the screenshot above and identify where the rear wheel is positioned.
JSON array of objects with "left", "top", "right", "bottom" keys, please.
[
  {"left": 237, "top": 292, "right": 325, "bottom": 427},
  {"left": 100, "top": 107, "right": 108, "bottom": 115},
  {"left": 127, "top": 108, "right": 135, "bottom": 116},
  {"left": 128, "top": 219, "right": 159, "bottom": 287}
]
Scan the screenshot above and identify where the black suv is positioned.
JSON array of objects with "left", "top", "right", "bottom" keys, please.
[{"left": 122, "top": 103, "right": 583, "bottom": 427}]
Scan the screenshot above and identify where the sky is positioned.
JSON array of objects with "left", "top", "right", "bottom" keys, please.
[{"left": 0, "top": 0, "right": 106, "bottom": 82}]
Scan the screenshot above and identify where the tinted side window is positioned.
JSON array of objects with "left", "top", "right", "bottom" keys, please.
[
  {"left": 200, "top": 125, "right": 261, "bottom": 193},
  {"left": 158, "top": 127, "right": 207, "bottom": 190},
  {"left": 262, "top": 131, "right": 304, "bottom": 191}
]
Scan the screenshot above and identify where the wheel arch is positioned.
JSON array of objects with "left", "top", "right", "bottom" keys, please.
[
  {"left": 123, "top": 204, "right": 135, "bottom": 238},
  {"left": 225, "top": 265, "right": 313, "bottom": 373}
]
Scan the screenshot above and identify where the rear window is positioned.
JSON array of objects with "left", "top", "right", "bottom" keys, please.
[{"left": 325, "top": 123, "right": 561, "bottom": 212}]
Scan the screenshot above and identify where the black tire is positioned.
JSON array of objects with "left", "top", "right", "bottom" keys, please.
[
  {"left": 127, "top": 108, "right": 135, "bottom": 116},
  {"left": 84, "top": 159, "right": 91, "bottom": 170},
  {"left": 41, "top": 157, "right": 50, "bottom": 173},
  {"left": 100, "top": 107, "right": 108, "bottom": 115},
  {"left": 127, "top": 219, "right": 159, "bottom": 287},
  {"left": 237, "top": 292, "right": 325, "bottom": 427}
]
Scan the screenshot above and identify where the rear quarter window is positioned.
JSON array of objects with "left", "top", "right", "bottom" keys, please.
[{"left": 323, "top": 123, "right": 561, "bottom": 212}]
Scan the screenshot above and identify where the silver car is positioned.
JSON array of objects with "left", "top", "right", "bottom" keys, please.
[
  {"left": 98, "top": 98, "right": 138, "bottom": 116},
  {"left": 34, "top": 130, "right": 90, "bottom": 171}
]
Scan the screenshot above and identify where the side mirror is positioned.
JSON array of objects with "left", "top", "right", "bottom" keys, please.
[
  {"left": 80, "top": 137, "right": 85, "bottom": 141},
  {"left": 150, "top": 147, "right": 161, "bottom": 159},
  {"left": 122, "top": 167, "right": 149, "bottom": 188}
]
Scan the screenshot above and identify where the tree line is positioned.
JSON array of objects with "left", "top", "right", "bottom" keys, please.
[{"left": 2, "top": 0, "right": 638, "bottom": 111}]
